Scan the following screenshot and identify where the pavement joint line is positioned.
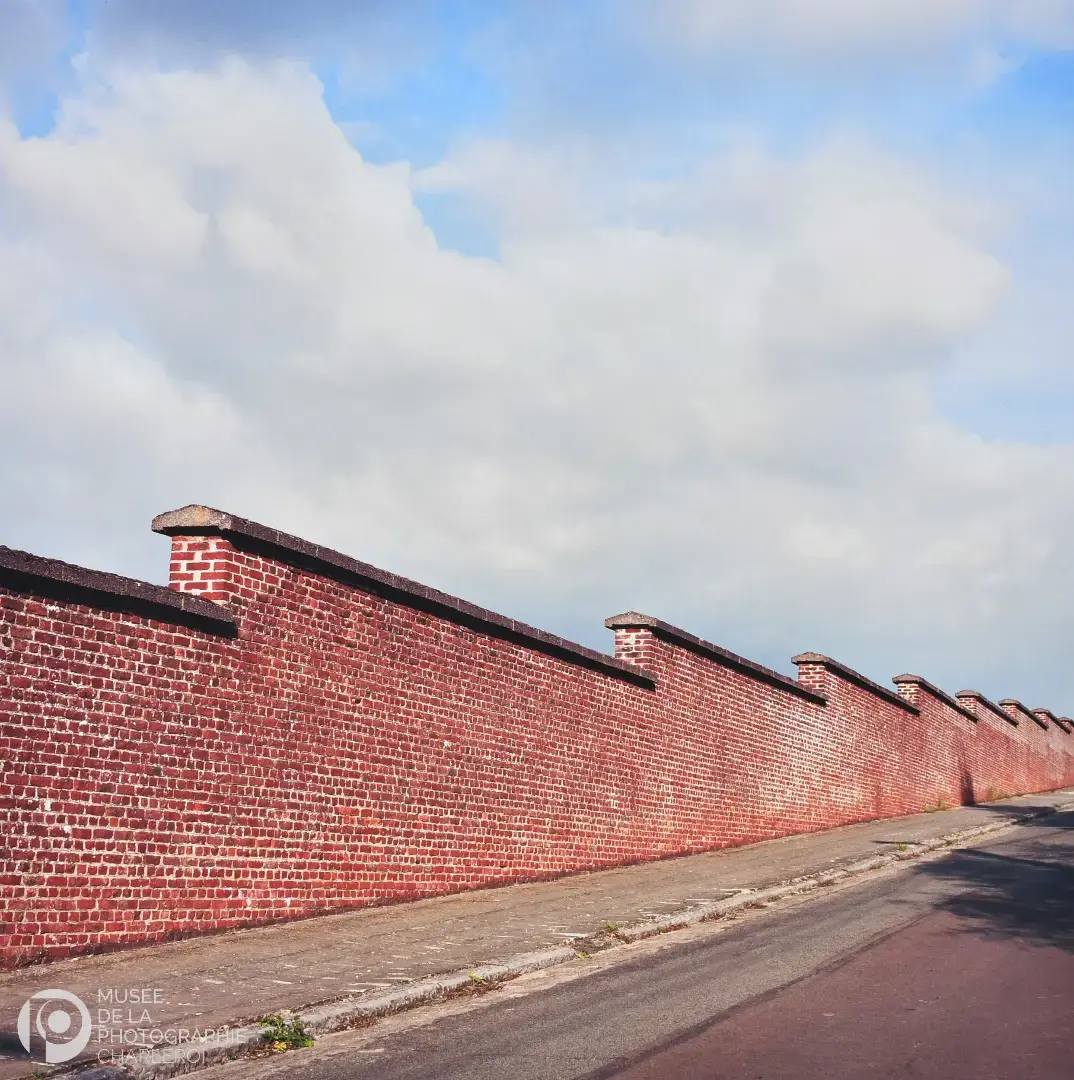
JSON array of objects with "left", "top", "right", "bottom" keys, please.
[{"left": 53, "top": 798, "right": 1072, "bottom": 1080}]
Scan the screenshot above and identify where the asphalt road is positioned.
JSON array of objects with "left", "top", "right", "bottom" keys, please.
[{"left": 217, "top": 810, "right": 1074, "bottom": 1080}]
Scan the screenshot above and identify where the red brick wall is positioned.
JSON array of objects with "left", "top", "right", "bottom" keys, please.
[{"left": 2, "top": 506, "right": 1072, "bottom": 967}]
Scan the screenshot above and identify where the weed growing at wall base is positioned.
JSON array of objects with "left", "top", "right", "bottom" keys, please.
[{"left": 260, "top": 1014, "right": 313, "bottom": 1051}]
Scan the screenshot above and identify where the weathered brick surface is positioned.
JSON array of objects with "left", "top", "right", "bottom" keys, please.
[{"left": 2, "top": 506, "right": 1072, "bottom": 967}]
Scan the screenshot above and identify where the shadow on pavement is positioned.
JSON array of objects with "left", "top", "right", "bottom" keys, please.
[
  {"left": 915, "top": 809, "right": 1074, "bottom": 953},
  {"left": 870, "top": 798, "right": 1073, "bottom": 850}
]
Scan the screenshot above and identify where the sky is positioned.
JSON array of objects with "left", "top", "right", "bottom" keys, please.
[{"left": 1, "top": 0, "right": 1073, "bottom": 707}]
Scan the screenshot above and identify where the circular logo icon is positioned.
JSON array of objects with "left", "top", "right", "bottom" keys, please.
[{"left": 17, "top": 989, "right": 92, "bottom": 1064}]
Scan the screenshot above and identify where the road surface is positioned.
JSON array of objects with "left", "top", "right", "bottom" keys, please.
[{"left": 215, "top": 809, "right": 1074, "bottom": 1080}]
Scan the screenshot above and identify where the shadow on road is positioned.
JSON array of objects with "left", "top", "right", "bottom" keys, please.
[{"left": 914, "top": 809, "right": 1074, "bottom": 952}]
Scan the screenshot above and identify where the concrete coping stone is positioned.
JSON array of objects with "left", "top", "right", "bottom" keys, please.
[
  {"left": 152, "top": 505, "right": 655, "bottom": 689},
  {"left": 792, "top": 652, "right": 918, "bottom": 714},
  {"left": 1000, "top": 698, "right": 1049, "bottom": 729},
  {"left": 955, "top": 689, "right": 1019, "bottom": 727},
  {"left": 891, "top": 674, "right": 979, "bottom": 724},
  {"left": 604, "top": 611, "right": 825, "bottom": 705},
  {"left": 0, "top": 545, "right": 237, "bottom": 635}
]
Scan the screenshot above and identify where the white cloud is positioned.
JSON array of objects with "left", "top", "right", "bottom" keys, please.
[
  {"left": 80, "top": 0, "right": 437, "bottom": 93},
  {"left": 0, "top": 1, "right": 66, "bottom": 87},
  {"left": 965, "top": 43, "right": 1025, "bottom": 87},
  {"left": 643, "top": 0, "right": 1074, "bottom": 56},
  {"left": 2, "top": 60, "right": 1073, "bottom": 706}
]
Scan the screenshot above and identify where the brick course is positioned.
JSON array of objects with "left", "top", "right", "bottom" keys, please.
[{"left": 2, "top": 505, "right": 1072, "bottom": 967}]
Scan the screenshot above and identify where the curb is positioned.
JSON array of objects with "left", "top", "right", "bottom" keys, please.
[{"left": 88, "top": 801, "right": 1068, "bottom": 1079}]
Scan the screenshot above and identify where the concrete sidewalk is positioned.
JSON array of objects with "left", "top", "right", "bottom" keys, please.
[{"left": 3, "top": 791, "right": 1072, "bottom": 1078}]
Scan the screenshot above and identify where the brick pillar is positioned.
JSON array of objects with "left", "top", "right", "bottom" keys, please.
[
  {"left": 891, "top": 674, "right": 923, "bottom": 709},
  {"left": 603, "top": 612, "right": 660, "bottom": 670},
  {"left": 791, "top": 652, "right": 829, "bottom": 697},
  {"left": 999, "top": 699, "right": 1028, "bottom": 726},
  {"left": 152, "top": 506, "right": 242, "bottom": 605},
  {"left": 165, "top": 534, "right": 240, "bottom": 603},
  {"left": 954, "top": 691, "right": 981, "bottom": 720}
]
